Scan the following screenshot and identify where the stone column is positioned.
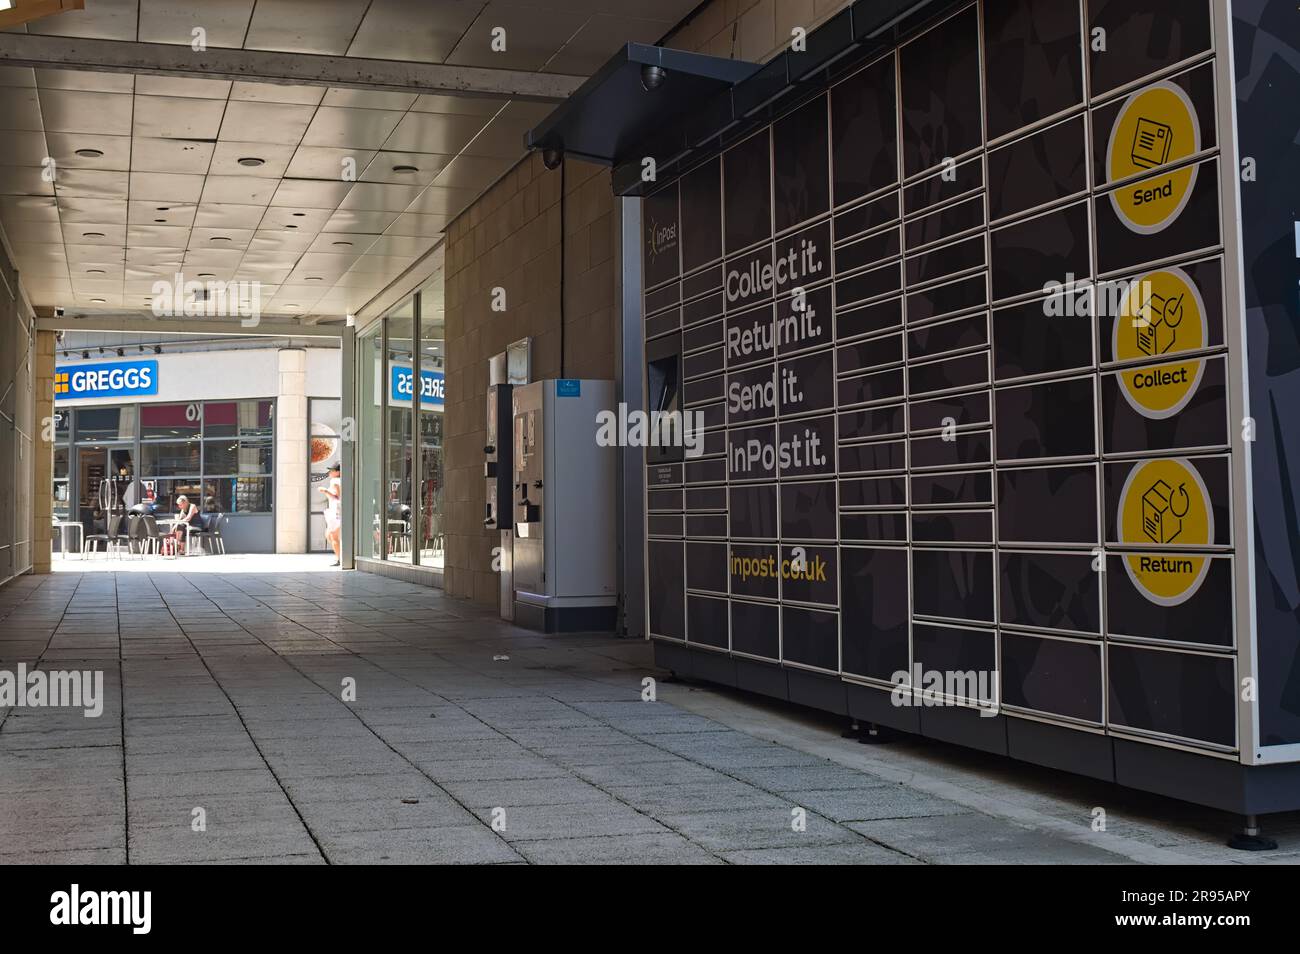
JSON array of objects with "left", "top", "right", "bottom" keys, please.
[
  {"left": 31, "top": 330, "right": 55, "bottom": 574},
  {"left": 275, "top": 348, "right": 308, "bottom": 553}
]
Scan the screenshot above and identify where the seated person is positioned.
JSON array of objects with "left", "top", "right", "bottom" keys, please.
[{"left": 172, "top": 495, "right": 202, "bottom": 545}]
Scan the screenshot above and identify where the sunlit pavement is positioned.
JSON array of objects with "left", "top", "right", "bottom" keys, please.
[{"left": 1, "top": 560, "right": 1296, "bottom": 864}]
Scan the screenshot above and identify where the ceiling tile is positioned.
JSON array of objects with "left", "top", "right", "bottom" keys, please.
[
  {"left": 44, "top": 132, "right": 131, "bottom": 171},
  {"left": 209, "top": 142, "right": 296, "bottom": 178},
  {"left": 194, "top": 204, "right": 270, "bottom": 229},
  {"left": 134, "top": 75, "right": 233, "bottom": 99},
  {"left": 382, "top": 111, "right": 489, "bottom": 154},
  {"left": 129, "top": 171, "right": 206, "bottom": 203},
  {"left": 0, "top": 166, "right": 54, "bottom": 196},
  {"left": 55, "top": 169, "right": 130, "bottom": 198},
  {"left": 133, "top": 95, "right": 227, "bottom": 139},
  {"left": 269, "top": 179, "right": 352, "bottom": 209},
  {"left": 229, "top": 82, "right": 326, "bottom": 106},
  {"left": 219, "top": 101, "right": 316, "bottom": 146},
  {"left": 337, "top": 182, "right": 425, "bottom": 212},
  {"left": 0, "top": 67, "right": 36, "bottom": 88},
  {"left": 321, "top": 89, "right": 417, "bottom": 111},
  {"left": 0, "top": 88, "right": 44, "bottom": 132},
  {"left": 243, "top": 0, "right": 370, "bottom": 55},
  {"left": 137, "top": 0, "right": 256, "bottom": 48},
  {"left": 35, "top": 69, "right": 134, "bottom": 93},
  {"left": 285, "top": 146, "right": 376, "bottom": 180},
  {"left": 130, "top": 138, "right": 216, "bottom": 175},
  {"left": 301, "top": 107, "right": 405, "bottom": 149},
  {"left": 385, "top": 213, "right": 448, "bottom": 238},
  {"left": 446, "top": 3, "right": 591, "bottom": 71},
  {"left": 201, "top": 176, "right": 279, "bottom": 205},
  {"left": 322, "top": 209, "right": 399, "bottom": 233},
  {"left": 26, "top": 0, "right": 140, "bottom": 41},
  {"left": 129, "top": 200, "right": 197, "bottom": 228},
  {"left": 63, "top": 223, "right": 127, "bottom": 246},
  {"left": 360, "top": 151, "right": 450, "bottom": 185},
  {"left": 126, "top": 224, "right": 190, "bottom": 248},
  {"left": 39, "top": 89, "right": 133, "bottom": 136},
  {"left": 430, "top": 154, "right": 514, "bottom": 192},
  {"left": 258, "top": 206, "right": 331, "bottom": 232},
  {"left": 346, "top": 0, "right": 482, "bottom": 63},
  {"left": 0, "top": 195, "right": 60, "bottom": 222},
  {"left": 407, "top": 185, "right": 478, "bottom": 216},
  {"left": 543, "top": 13, "right": 665, "bottom": 74},
  {"left": 191, "top": 226, "right": 255, "bottom": 250},
  {"left": 57, "top": 197, "right": 128, "bottom": 224},
  {"left": 5, "top": 221, "right": 65, "bottom": 245},
  {"left": 411, "top": 93, "right": 506, "bottom": 117}
]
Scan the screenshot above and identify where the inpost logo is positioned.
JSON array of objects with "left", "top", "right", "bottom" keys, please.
[
  {"left": 729, "top": 551, "right": 828, "bottom": 583},
  {"left": 646, "top": 217, "right": 677, "bottom": 262},
  {"left": 54, "top": 370, "right": 70, "bottom": 395}
]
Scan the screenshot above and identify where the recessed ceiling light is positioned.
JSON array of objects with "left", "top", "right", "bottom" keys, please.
[
  {"left": 156, "top": 206, "right": 170, "bottom": 211},
  {"left": 86, "top": 268, "right": 105, "bottom": 274},
  {"left": 154, "top": 218, "right": 166, "bottom": 223},
  {"left": 331, "top": 240, "right": 353, "bottom": 247},
  {"left": 285, "top": 224, "right": 298, "bottom": 229},
  {"left": 392, "top": 164, "right": 419, "bottom": 174},
  {"left": 210, "top": 236, "right": 231, "bottom": 242},
  {"left": 197, "top": 272, "right": 216, "bottom": 278},
  {"left": 284, "top": 304, "right": 299, "bottom": 309},
  {"left": 292, "top": 212, "right": 305, "bottom": 217},
  {"left": 82, "top": 231, "right": 105, "bottom": 238},
  {"left": 90, "top": 298, "right": 106, "bottom": 303},
  {"left": 305, "top": 276, "right": 322, "bottom": 282},
  {"left": 75, "top": 148, "right": 104, "bottom": 158},
  {"left": 237, "top": 157, "right": 265, "bottom": 167}
]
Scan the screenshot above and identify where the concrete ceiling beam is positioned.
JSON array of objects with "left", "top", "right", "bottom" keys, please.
[{"left": 0, "top": 33, "right": 585, "bottom": 102}]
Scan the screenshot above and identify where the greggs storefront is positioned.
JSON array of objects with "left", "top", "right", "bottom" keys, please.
[{"left": 52, "top": 345, "right": 340, "bottom": 554}]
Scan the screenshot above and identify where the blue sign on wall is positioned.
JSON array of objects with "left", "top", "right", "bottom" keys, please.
[
  {"left": 390, "top": 365, "right": 445, "bottom": 407},
  {"left": 55, "top": 359, "right": 159, "bottom": 401},
  {"left": 556, "top": 379, "right": 581, "bottom": 397}
]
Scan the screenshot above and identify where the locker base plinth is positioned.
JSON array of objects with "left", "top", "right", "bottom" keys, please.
[{"left": 652, "top": 640, "right": 1300, "bottom": 818}]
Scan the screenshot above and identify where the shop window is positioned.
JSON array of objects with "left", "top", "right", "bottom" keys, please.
[
  {"left": 74, "top": 405, "right": 136, "bottom": 441},
  {"left": 204, "top": 399, "right": 273, "bottom": 438},
  {"left": 140, "top": 402, "right": 202, "bottom": 439},
  {"left": 139, "top": 441, "right": 201, "bottom": 477},
  {"left": 205, "top": 439, "right": 272, "bottom": 476}
]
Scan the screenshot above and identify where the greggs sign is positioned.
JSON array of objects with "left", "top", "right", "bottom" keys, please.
[{"left": 55, "top": 360, "right": 159, "bottom": 401}]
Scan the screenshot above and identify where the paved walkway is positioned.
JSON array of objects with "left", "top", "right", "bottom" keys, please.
[{"left": 1, "top": 558, "right": 1296, "bottom": 864}]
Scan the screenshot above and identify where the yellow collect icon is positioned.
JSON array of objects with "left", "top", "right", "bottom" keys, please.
[
  {"left": 1106, "top": 81, "right": 1200, "bottom": 234},
  {"left": 1114, "top": 266, "right": 1207, "bottom": 419},
  {"left": 1118, "top": 457, "right": 1214, "bottom": 606}
]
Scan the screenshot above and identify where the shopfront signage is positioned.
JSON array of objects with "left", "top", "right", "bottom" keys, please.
[
  {"left": 389, "top": 365, "right": 445, "bottom": 408},
  {"left": 54, "top": 360, "right": 158, "bottom": 401}
]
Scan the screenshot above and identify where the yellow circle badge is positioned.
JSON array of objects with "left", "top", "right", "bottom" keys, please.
[
  {"left": 1117, "top": 457, "right": 1214, "bottom": 606},
  {"left": 1113, "top": 266, "right": 1208, "bottom": 419},
  {"left": 1106, "top": 81, "right": 1201, "bottom": 234}
]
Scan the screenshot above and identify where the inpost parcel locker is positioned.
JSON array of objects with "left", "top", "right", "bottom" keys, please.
[{"left": 638, "top": 0, "right": 1300, "bottom": 818}]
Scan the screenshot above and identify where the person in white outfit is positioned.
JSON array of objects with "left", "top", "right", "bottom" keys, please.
[{"left": 320, "top": 464, "right": 342, "bottom": 567}]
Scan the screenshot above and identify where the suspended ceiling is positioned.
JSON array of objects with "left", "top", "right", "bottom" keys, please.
[{"left": 0, "top": 0, "right": 699, "bottom": 324}]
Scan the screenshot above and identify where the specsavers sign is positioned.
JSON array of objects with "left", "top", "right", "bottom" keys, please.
[{"left": 55, "top": 360, "right": 158, "bottom": 401}]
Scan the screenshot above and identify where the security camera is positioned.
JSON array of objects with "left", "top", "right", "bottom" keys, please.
[
  {"left": 542, "top": 147, "right": 563, "bottom": 171},
  {"left": 640, "top": 64, "right": 667, "bottom": 91},
  {"left": 54, "top": 306, "right": 65, "bottom": 318}
]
